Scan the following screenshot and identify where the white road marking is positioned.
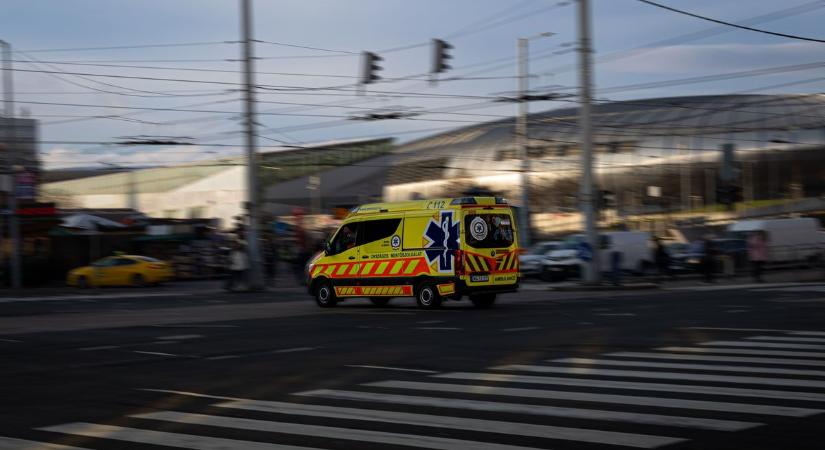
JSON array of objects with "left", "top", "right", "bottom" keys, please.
[
  {"left": 0, "top": 436, "right": 90, "bottom": 450},
  {"left": 748, "top": 336, "right": 825, "bottom": 343},
  {"left": 413, "top": 327, "right": 463, "bottom": 330},
  {"left": 345, "top": 365, "right": 438, "bottom": 374},
  {"left": 790, "top": 331, "right": 825, "bottom": 336},
  {"left": 132, "top": 411, "right": 541, "bottom": 450},
  {"left": 151, "top": 324, "right": 239, "bottom": 328},
  {"left": 138, "top": 389, "right": 239, "bottom": 401},
  {"left": 77, "top": 345, "right": 119, "bottom": 351},
  {"left": 501, "top": 326, "right": 542, "bottom": 332},
  {"left": 682, "top": 327, "right": 825, "bottom": 333},
  {"left": 552, "top": 357, "right": 825, "bottom": 377},
  {"left": 295, "top": 389, "right": 758, "bottom": 431},
  {"left": 702, "top": 340, "right": 825, "bottom": 350},
  {"left": 658, "top": 346, "right": 825, "bottom": 358},
  {"left": 596, "top": 313, "right": 637, "bottom": 317},
  {"left": 492, "top": 364, "right": 825, "bottom": 389},
  {"left": 434, "top": 372, "right": 825, "bottom": 403},
  {"left": 0, "top": 339, "right": 22, "bottom": 343},
  {"left": 157, "top": 334, "right": 203, "bottom": 340},
  {"left": 132, "top": 350, "right": 182, "bottom": 357},
  {"left": 39, "top": 422, "right": 316, "bottom": 450},
  {"left": 366, "top": 380, "right": 820, "bottom": 417},
  {"left": 417, "top": 320, "right": 445, "bottom": 324},
  {"left": 217, "top": 398, "right": 682, "bottom": 448},
  {"left": 0, "top": 293, "right": 191, "bottom": 303},
  {"left": 725, "top": 310, "right": 749, "bottom": 314},
  {"left": 607, "top": 351, "right": 825, "bottom": 367},
  {"left": 206, "top": 347, "right": 318, "bottom": 360}
]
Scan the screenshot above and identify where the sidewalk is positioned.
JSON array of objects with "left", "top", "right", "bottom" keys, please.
[
  {"left": 0, "top": 276, "right": 308, "bottom": 301},
  {"left": 523, "top": 266, "right": 824, "bottom": 292}
]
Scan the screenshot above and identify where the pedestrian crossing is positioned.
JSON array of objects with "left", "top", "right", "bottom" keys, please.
[{"left": 9, "top": 329, "right": 825, "bottom": 449}]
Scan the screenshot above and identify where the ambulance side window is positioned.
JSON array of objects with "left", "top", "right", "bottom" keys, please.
[
  {"left": 358, "top": 218, "right": 401, "bottom": 246},
  {"left": 328, "top": 223, "right": 360, "bottom": 255}
]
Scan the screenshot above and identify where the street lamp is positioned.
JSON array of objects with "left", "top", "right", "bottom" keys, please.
[{"left": 516, "top": 31, "right": 554, "bottom": 249}]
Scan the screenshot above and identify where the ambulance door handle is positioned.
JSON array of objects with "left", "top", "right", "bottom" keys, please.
[
  {"left": 362, "top": 255, "right": 369, "bottom": 259},
  {"left": 348, "top": 256, "right": 355, "bottom": 260}
]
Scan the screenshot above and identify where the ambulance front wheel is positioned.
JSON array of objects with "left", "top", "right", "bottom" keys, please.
[
  {"left": 415, "top": 282, "right": 442, "bottom": 309},
  {"left": 314, "top": 279, "right": 337, "bottom": 308},
  {"left": 470, "top": 293, "right": 496, "bottom": 308}
]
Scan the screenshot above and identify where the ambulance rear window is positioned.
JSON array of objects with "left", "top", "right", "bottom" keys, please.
[{"left": 465, "top": 214, "right": 514, "bottom": 248}]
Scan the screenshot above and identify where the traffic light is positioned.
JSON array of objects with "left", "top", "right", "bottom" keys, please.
[
  {"left": 597, "top": 190, "right": 616, "bottom": 210},
  {"left": 431, "top": 39, "right": 453, "bottom": 74},
  {"left": 360, "top": 51, "right": 383, "bottom": 84}
]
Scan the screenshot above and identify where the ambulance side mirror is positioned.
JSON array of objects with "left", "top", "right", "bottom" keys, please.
[{"left": 323, "top": 241, "right": 331, "bottom": 255}]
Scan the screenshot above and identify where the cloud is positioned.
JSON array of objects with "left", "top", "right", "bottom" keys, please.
[{"left": 601, "top": 42, "right": 823, "bottom": 75}]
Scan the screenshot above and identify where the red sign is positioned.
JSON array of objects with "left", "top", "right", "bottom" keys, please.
[{"left": 15, "top": 206, "right": 57, "bottom": 216}]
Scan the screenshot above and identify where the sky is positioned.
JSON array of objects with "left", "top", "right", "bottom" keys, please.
[{"left": 2, "top": 0, "right": 825, "bottom": 169}]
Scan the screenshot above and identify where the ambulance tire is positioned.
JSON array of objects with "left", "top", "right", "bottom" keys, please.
[
  {"left": 369, "top": 297, "right": 391, "bottom": 307},
  {"left": 415, "top": 282, "right": 442, "bottom": 309},
  {"left": 470, "top": 293, "right": 496, "bottom": 308},
  {"left": 314, "top": 280, "right": 338, "bottom": 308}
]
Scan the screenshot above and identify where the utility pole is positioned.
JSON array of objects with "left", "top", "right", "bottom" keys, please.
[
  {"left": 516, "top": 37, "right": 530, "bottom": 249},
  {"left": 680, "top": 142, "right": 690, "bottom": 211},
  {"left": 515, "top": 32, "right": 553, "bottom": 249},
  {"left": 577, "top": 0, "right": 599, "bottom": 283},
  {"left": 240, "top": 0, "right": 264, "bottom": 290},
  {"left": 1, "top": 39, "right": 21, "bottom": 289}
]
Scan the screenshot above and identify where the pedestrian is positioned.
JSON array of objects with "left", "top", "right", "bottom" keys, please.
[
  {"left": 224, "top": 240, "right": 248, "bottom": 292},
  {"left": 610, "top": 249, "right": 623, "bottom": 286},
  {"left": 748, "top": 230, "right": 768, "bottom": 283},
  {"left": 701, "top": 237, "right": 716, "bottom": 283},
  {"left": 654, "top": 238, "right": 672, "bottom": 282}
]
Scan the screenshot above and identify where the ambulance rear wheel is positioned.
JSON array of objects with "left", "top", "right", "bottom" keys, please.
[
  {"left": 470, "top": 293, "right": 496, "bottom": 308},
  {"left": 369, "top": 297, "right": 391, "bottom": 307},
  {"left": 415, "top": 282, "right": 442, "bottom": 309},
  {"left": 314, "top": 280, "right": 337, "bottom": 308}
]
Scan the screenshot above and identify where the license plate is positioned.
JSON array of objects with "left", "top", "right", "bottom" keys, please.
[{"left": 471, "top": 274, "right": 489, "bottom": 282}]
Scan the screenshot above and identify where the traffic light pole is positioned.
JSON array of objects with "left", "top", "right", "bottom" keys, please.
[
  {"left": 577, "top": 0, "right": 600, "bottom": 283},
  {"left": 240, "top": 0, "right": 264, "bottom": 290},
  {"left": 1, "top": 39, "right": 21, "bottom": 289}
]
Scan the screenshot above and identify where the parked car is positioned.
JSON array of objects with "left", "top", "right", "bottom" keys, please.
[
  {"left": 668, "top": 241, "right": 703, "bottom": 272},
  {"left": 711, "top": 238, "right": 748, "bottom": 268},
  {"left": 67, "top": 255, "right": 173, "bottom": 288},
  {"left": 541, "top": 231, "right": 653, "bottom": 281},
  {"left": 519, "top": 241, "right": 562, "bottom": 277}
]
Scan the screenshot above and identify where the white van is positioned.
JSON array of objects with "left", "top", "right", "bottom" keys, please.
[
  {"left": 541, "top": 231, "right": 652, "bottom": 280},
  {"left": 727, "top": 218, "right": 825, "bottom": 263}
]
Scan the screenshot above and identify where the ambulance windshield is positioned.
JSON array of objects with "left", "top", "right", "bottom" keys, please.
[{"left": 465, "top": 214, "right": 514, "bottom": 248}]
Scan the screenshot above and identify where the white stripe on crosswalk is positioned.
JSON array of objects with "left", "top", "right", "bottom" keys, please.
[
  {"left": 606, "top": 351, "right": 825, "bottom": 367},
  {"left": 216, "top": 398, "right": 683, "bottom": 448},
  {"left": 434, "top": 372, "right": 825, "bottom": 403},
  {"left": 295, "top": 389, "right": 758, "bottom": 431},
  {"left": 789, "top": 331, "right": 825, "bottom": 336},
  {"left": 658, "top": 346, "right": 825, "bottom": 359},
  {"left": 0, "top": 437, "right": 90, "bottom": 450},
  {"left": 552, "top": 357, "right": 825, "bottom": 377},
  {"left": 133, "top": 411, "right": 541, "bottom": 450},
  {"left": 38, "top": 423, "right": 318, "bottom": 450},
  {"left": 492, "top": 364, "right": 825, "bottom": 389},
  {"left": 701, "top": 341, "right": 825, "bottom": 350},
  {"left": 748, "top": 336, "right": 825, "bottom": 343},
  {"left": 365, "top": 380, "right": 821, "bottom": 417}
]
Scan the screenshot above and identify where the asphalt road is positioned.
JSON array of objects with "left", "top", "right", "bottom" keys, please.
[{"left": 2, "top": 282, "right": 825, "bottom": 450}]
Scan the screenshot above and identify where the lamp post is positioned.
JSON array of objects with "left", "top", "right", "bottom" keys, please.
[
  {"left": 516, "top": 31, "right": 554, "bottom": 249},
  {"left": 1, "top": 39, "right": 21, "bottom": 289}
]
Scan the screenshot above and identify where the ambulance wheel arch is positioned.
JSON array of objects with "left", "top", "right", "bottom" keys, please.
[{"left": 313, "top": 278, "right": 337, "bottom": 308}]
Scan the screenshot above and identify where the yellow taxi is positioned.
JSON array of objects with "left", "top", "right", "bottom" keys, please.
[
  {"left": 67, "top": 255, "right": 174, "bottom": 288},
  {"left": 307, "top": 196, "right": 520, "bottom": 309}
]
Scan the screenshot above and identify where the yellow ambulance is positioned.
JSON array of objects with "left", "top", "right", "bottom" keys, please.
[{"left": 306, "top": 196, "right": 520, "bottom": 309}]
